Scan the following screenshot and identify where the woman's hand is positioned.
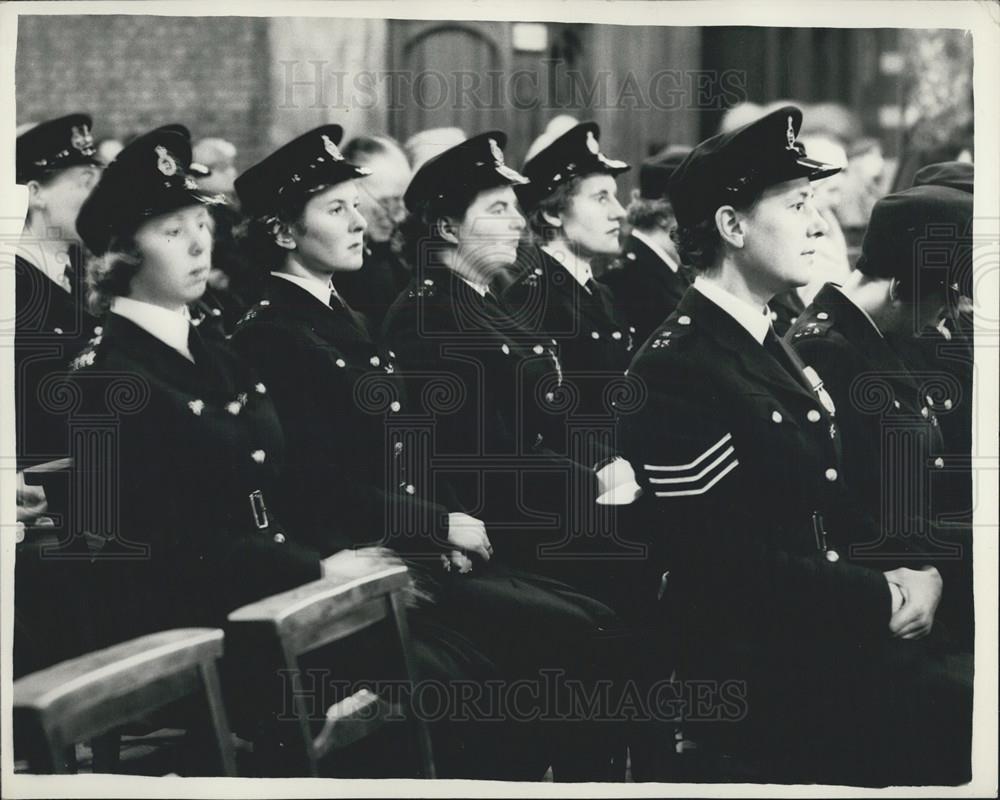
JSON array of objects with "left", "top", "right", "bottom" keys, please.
[{"left": 446, "top": 512, "right": 493, "bottom": 561}]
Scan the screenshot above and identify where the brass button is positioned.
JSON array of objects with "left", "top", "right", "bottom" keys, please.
[
  {"left": 771, "top": 411, "right": 783, "bottom": 423},
  {"left": 934, "top": 457, "right": 944, "bottom": 469},
  {"left": 825, "top": 468, "right": 838, "bottom": 482},
  {"left": 678, "top": 315, "right": 691, "bottom": 326},
  {"left": 273, "top": 532, "right": 286, "bottom": 544},
  {"left": 825, "top": 549, "right": 840, "bottom": 563},
  {"left": 807, "top": 409, "right": 821, "bottom": 423}
]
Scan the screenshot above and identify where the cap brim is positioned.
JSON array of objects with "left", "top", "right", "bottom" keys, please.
[{"left": 795, "top": 155, "right": 842, "bottom": 182}]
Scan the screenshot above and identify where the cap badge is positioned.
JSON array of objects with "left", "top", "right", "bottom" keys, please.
[
  {"left": 586, "top": 130, "right": 601, "bottom": 155},
  {"left": 488, "top": 137, "right": 505, "bottom": 165},
  {"left": 786, "top": 115, "right": 796, "bottom": 150},
  {"left": 71, "top": 124, "right": 94, "bottom": 154},
  {"left": 322, "top": 134, "right": 344, "bottom": 161},
  {"left": 155, "top": 146, "right": 178, "bottom": 176}
]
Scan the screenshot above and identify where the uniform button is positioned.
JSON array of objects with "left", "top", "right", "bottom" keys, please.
[
  {"left": 934, "top": 457, "right": 945, "bottom": 469},
  {"left": 255, "top": 382, "right": 267, "bottom": 394},
  {"left": 188, "top": 399, "right": 205, "bottom": 415},
  {"left": 612, "top": 331, "right": 622, "bottom": 340},
  {"left": 807, "top": 409, "right": 821, "bottom": 423},
  {"left": 394, "top": 442, "right": 404, "bottom": 455},
  {"left": 816, "top": 311, "right": 829, "bottom": 321},
  {"left": 926, "top": 395, "right": 934, "bottom": 406},
  {"left": 259, "top": 300, "right": 270, "bottom": 307},
  {"left": 272, "top": 532, "right": 286, "bottom": 544},
  {"left": 533, "top": 344, "right": 544, "bottom": 354},
  {"left": 251, "top": 449, "right": 266, "bottom": 464},
  {"left": 545, "top": 392, "right": 555, "bottom": 403},
  {"left": 501, "top": 344, "right": 510, "bottom": 355},
  {"left": 336, "top": 358, "right": 346, "bottom": 368},
  {"left": 226, "top": 401, "right": 242, "bottom": 415},
  {"left": 94, "top": 326, "right": 103, "bottom": 336},
  {"left": 921, "top": 407, "right": 929, "bottom": 419},
  {"left": 893, "top": 400, "right": 901, "bottom": 409},
  {"left": 591, "top": 331, "right": 600, "bottom": 339},
  {"left": 626, "top": 251, "right": 637, "bottom": 260},
  {"left": 943, "top": 398, "right": 953, "bottom": 410},
  {"left": 790, "top": 317, "right": 798, "bottom": 325},
  {"left": 211, "top": 308, "right": 222, "bottom": 317},
  {"left": 825, "top": 468, "right": 838, "bottom": 482},
  {"left": 825, "top": 549, "right": 840, "bottom": 563},
  {"left": 370, "top": 356, "right": 381, "bottom": 367},
  {"left": 771, "top": 411, "right": 783, "bottom": 423},
  {"left": 405, "top": 484, "right": 416, "bottom": 495},
  {"left": 390, "top": 401, "right": 401, "bottom": 412},
  {"left": 678, "top": 315, "right": 691, "bottom": 326},
  {"left": 389, "top": 350, "right": 396, "bottom": 358},
  {"left": 53, "top": 327, "right": 63, "bottom": 334}
]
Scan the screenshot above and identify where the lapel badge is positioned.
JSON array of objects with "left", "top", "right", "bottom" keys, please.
[
  {"left": 322, "top": 134, "right": 344, "bottom": 161},
  {"left": 155, "top": 146, "right": 177, "bottom": 176},
  {"left": 71, "top": 124, "right": 94, "bottom": 153}
]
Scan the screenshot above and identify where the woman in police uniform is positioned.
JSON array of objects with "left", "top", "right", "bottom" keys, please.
[
  {"left": 383, "top": 131, "right": 632, "bottom": 780},
  {"left": 70, "top": 126, "right": 323, "bottom": 644},
  {"left": 617, "top": 107, "right": 972, "bottom": 785}
]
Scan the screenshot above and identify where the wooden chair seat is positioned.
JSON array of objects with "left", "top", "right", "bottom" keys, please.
[
  {"left": 225, "top": 553, "right": 434, "bottom": 777},
  {"left": 14, "top": 628, "right": 236, "bottom": 775}
]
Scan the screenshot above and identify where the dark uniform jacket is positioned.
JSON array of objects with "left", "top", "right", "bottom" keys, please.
[
  {"left": 787, "top": 284, "right": 972, "bottom": 645},
  {"left": 769, "top": 287, "right": 807, "bottom": 337},
  {"left": 14, "top": 253, "right": 101, "bottom": 469},
  {"left": 617, "top": 286, "right": 903, "bottom": 753},
  {"left": 67, "top": 313, "right": 322, "bottom": 645},
  {"left": 381, "top": 263, "right": 605, "bottom": 568},
  {"left": 502, "top": 244, "right": 637, "bottom": 458},
  {"left": 599, "top": 233, "right": 690, "bottom": 347},
  {"left": 334, "top": 241, "right": 411, "bottom": 329},
  {"left": 230, "top": 275, "right": 453, "bottom": 561}
]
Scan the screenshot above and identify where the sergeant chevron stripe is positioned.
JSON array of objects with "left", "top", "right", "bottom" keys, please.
[{"left": 644, "top": 432, "right": 739, "bottom": 497}]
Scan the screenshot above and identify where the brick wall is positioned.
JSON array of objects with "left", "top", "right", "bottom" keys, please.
[{"left": 16, "top": 15, "right": 272, "bottom": 169}]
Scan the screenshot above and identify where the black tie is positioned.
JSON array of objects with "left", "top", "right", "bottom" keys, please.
[
  {"left": 187, "top": 324, "right": 209, "bottom": 365},
  {"left": 764, "top": 326, "right": 812, "bottom": 391}
]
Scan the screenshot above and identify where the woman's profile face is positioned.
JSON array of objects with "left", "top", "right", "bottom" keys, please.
[
  {"left": 291, "top": 181, "right": 368, "bottom": 274},
  {"left": 552, "top": 174, "right": 626, "bottom": 257},
  {"left": 453, "top": 184, "right": 525, "bottom": 279},
  {"left": 130, "top": 204, "right": 213, "bottom": 310}
]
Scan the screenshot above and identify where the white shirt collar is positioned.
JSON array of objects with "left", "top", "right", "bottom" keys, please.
[
  {"left": 693, "top": 276, "right": 772, "bottom": 345},
  {"left": 829, "top": 284, "right": 884, "bottom": 338},
  {"left": 271, "top": 271, "right": 333, "bottom": 307},
  {"left": 19, "top": 247, "right": 73, "bottom": 293},
  {"left": 457, "top": 275, "right": 489, "bottom": 297},
  {"left": 630, "top": 229, "right": 679, "bottom": 274},
  {"left": 111, "top": 296, "right": 194, "bottom": 361},
  {"left": 542, "top": 243, "right": 593, "bottom": 288}
]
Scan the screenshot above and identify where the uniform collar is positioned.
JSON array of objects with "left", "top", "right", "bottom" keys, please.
[
  {"left": 693, "top": 276, "right": 771, "bottom": 344},
  {"left": 456, "top": 274, "right": 489, "bottom": 297},
  {"left": 828, "top": 283, "right": 884, "bottom": 338},
  {"left": 630, "top": 229, "right": 679, "bottom": 273},
  {"left": 17, "top": 245, "right": 73, "bottom": 293},
  {"left": 110, "top": 295, "right": 193, "bottom": 361},
  {"left": 271, "top": 271, "right": 336, "bottom": 307},
  {"left": 542, "top": 242, "right": 593, "bottom": 287}
]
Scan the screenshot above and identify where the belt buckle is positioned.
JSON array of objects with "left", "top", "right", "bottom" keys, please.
[{"left": 249, "top": 489, "right": 269, "bottom": 530}]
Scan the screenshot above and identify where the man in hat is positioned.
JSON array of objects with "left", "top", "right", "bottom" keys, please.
[
  {"left": 616, "top": 107, "right": 972, "bottom": 784},
  {"left": 788, "top": 170, "right": 975, "bottom": 650},
  {"left": 600, "top": 145, "right": 692, "bottom": 346}
]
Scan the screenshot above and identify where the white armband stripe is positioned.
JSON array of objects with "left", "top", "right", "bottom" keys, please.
[
  {"left": 648, "top": 445, "right": 735, "bottom": 484},
  {"left": 654, "top": 459, "right": 739, "bottom": 497},
  {"left": 643, "top": 432, "right": 733, "bottom": 472}
]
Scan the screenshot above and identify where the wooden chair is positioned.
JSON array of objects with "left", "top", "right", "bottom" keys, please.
[
  {"left": 224, "top": 558, "right": 435, "bottom": 778},
  {"left": 14, "top": 628, "right": 236, "bottom": 775}
]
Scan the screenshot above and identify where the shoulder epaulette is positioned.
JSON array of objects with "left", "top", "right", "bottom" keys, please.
[
  {"left": 235, "top": 299, "right": 274, "bottom": 329},
  {"left": 790, "top": 309, "right": 834, "bottom": 341},
  {"left": 406, "top": 277, "right": 437, "bottom": 299},
  {"left": 648, "top": 313, "right": 695, "bottom": 350}
]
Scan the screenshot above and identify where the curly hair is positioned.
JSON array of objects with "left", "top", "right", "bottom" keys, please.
[
  {"left": 626, "top": 190, "right": 675, "bottom": 232},
  {"left": 234, "top": 187, "right": 326, "bottom": 273},
  {"left": 85, "top": 231, "right": 143, "bottom": 315},
  {"left": 671, "top": 189, "right": 765, "bottom": 273},
  {"left": 525, "top": 176, "right": 584, "bottom": 243},
  {"left": 399, "top": 187, "right": 481, "bottom": 268}
]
